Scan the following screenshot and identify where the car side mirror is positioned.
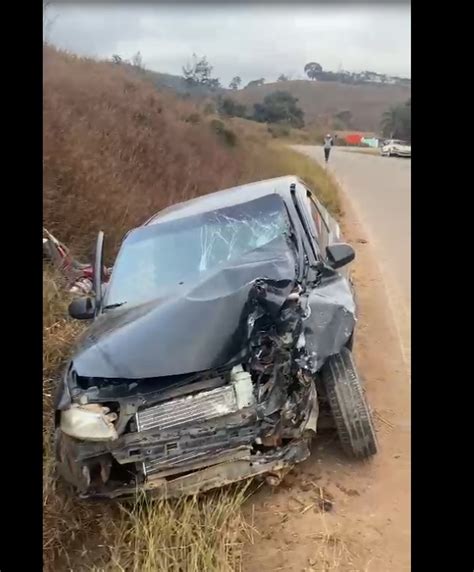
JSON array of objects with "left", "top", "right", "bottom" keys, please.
[
  {"left": 326, "top": 243, "right": 355, "bottom": 269},
  {"left": 68, "top": 297, "right": 95, "bottom": 320}
]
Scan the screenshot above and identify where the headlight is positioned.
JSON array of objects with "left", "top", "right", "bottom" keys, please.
[{"left": 60, "top": 404, "right": 118, "bottom": 441}]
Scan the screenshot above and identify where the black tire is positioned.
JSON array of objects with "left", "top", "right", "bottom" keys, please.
[{"left": 321, "top": 348, "right": 378, "bottom": 458}]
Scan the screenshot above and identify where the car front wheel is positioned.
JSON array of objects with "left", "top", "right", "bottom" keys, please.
[{"left": 321, "top": 348, "right": 378, "bottom": 458}]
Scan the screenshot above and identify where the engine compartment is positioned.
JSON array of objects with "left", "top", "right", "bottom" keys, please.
[{"left": 56, "top": 279, "right": 325, "bottom": 499}]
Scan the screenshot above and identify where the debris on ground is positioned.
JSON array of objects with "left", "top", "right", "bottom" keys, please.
[{"left": 43, "top": 227, "right": 110, "bottom": 295}]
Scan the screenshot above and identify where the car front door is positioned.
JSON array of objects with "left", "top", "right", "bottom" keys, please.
[
  {"left": 305, "top": 188, "right": 353, "bottom": 281},
  {"left": 300, "top": 188, "right": 332, "bottom": 259}
]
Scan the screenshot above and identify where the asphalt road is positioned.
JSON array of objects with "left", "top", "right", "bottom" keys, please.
[{"left": 295, "top": 146, "right": 411, "bottom": 308}]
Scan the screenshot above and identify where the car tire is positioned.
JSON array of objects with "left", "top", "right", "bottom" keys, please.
[{"left": 321, "top": 348, "right": 378, "bottom": 458}]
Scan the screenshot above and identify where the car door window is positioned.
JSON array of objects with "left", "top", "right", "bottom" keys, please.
[{"left": 308, "top": 195, "right": 330, "bottom": 254}]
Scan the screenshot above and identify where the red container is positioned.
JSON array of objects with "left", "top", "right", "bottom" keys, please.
[{"left": 345, "top": 133, "right": 362, "bottom": 145}]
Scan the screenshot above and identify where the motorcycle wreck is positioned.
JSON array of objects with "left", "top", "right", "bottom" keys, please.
[{"left": 54, "top": 177, "right": 377, "bottom": 500}]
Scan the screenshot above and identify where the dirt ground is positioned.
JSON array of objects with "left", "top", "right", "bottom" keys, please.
[{"left": 241, "top": 191, "right": 411, "bottom": 571}]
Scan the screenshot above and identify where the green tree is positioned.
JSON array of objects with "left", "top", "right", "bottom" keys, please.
[
  {"left": 252, "top": 91, "right": 304, "bottom": 128},
  {"left": 381, "top": 99, "right": 411, "bottom": 140},
  {"left": 207, "top": 78, "right": 221, "bottom": 90},
  {"left": 229, "top": 76, "right": 242, "bottom": 90},
  {"left": 304, "top": 62, "right": 323, "bottom": 80},
  {"left": 245, "top": 78, "right": 265, "bottom": 88},
  {"left": 334, "top": 109, "right": 353, "bottom": 128},
  {"left": 217, "top": 97, "right": 247, "bottom": 118},
  {"left": 381, "top": 108, "right": 398, "bottom": 138},
  {"left": 131, "top": 51, "right": 143, "bottom": 69},
  {"left": 183, "top": 54, "right": 220, "bottom": 89},
  {"left": 278, "top": 74, "right": 288, "bottom": 82}
]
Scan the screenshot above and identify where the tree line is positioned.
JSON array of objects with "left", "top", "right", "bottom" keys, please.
[
  {"left": 217, "top": 91, "right": 304, "bottom": 129},
  {"left": 182, "top": 55, "right": 409, "bottom": 89},
  {"left": 110, "top": 51, "right": 410, "bottom": 92},
  {"left": 109, "top": 51, "right": 412, "bottom": 132},
  {"left": 181, "top": 54, "right": 305, "bottom": 127}
]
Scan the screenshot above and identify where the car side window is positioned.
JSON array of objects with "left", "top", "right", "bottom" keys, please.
[{"left": 308, "top": 194, "right": 330, "bottom": 254}]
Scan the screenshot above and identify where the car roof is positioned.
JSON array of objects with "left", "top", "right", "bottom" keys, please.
[{"left": 142, "top": 176, "right": 306, "bottom": 227}]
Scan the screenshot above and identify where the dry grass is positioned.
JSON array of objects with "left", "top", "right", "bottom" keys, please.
[
  {"left": 43, "top": 269, "right": 82, "bottom": 377},
  {"left": 267, "top": 146, "right": 341, "bottom": 216},
  {"left": 44, "top": 45, "right": 248, "bottom": 259},
  {"left": 302, "top": 507, "right": 380, "bottom": 572},
  {"left": 43, "top": 45, "right": 342, "bottom": 571},
  {"left": 43, "top": 268, "right": 103, "bottom": 569},
  {"left": 44, "top": 45, "right": 340, "bottom": 259},
  {"left": 99, "top": 487, "right": 252, "bottom": 572},
  {"left": 305, "top": 512, "right": 355, "bottom": 571}
]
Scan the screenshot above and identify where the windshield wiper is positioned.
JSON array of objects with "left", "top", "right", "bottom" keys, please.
[{"left": 103, "top": 302, "right": 127, "bottom": 311}]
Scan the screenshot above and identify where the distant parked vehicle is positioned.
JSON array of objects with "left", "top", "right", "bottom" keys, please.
[{"left": 380, "top": 139, "right": 411, "bottom": 158}]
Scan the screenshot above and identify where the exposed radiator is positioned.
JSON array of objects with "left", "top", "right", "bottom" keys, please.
[{"left": 135, "top": 367, "right": 254, "bottom": 433}]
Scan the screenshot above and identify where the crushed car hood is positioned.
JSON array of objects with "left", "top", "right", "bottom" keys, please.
[
  {"left": 72, "top": 237, "right": 297, "bottom": 379},
  {"left": 72, "top": 236, "right": 357, "bottom": 380}
]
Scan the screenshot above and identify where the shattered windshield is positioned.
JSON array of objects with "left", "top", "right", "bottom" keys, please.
[{"left": 104, "top": 194, "right": 293, "bottom": 309}]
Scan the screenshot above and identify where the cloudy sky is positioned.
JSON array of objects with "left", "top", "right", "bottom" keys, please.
[{"left": 45, "top": 3, "right": 411, "bottom": 85}]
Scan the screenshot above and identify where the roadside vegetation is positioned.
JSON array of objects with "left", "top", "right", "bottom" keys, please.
[
  {"left": 380, "top": 98, "right": 411, "bottom": 140},
  {"left": 43, "top": 45, "right": 340, "bottom": 571}
]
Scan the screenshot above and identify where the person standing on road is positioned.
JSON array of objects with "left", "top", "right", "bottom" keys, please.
[{"left": 323, "top": 133, "right": 333, "bottom": 163}]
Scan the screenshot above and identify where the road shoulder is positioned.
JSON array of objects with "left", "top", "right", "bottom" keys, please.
[{"left": 242, "top": 189, "right": 411, "bottom": 572}]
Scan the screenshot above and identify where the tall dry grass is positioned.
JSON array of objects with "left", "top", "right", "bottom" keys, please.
[
  {"left": 44, "top": 46, "right": 245, "bottom": 258},
  {"left": 43, "top": 269, "right": 104, "bottom": 568},
  {"left": 43, "top": 45, "right": 341, "bottom": 571},
  {"left": 100, "top": 487, "right": 253, "bottom": 572},
  {"left": 43, "top": 46, "right": 340, "bottom": 259}
]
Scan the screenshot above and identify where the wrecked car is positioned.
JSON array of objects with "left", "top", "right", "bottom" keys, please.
[{"left": 55, "top": 176, "right": 377, "bottom": 500}]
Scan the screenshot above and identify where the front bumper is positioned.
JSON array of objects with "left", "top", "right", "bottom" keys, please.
[
  {"left": 56, "top": 373, "right": 318, "bottom": 500},
  {"left": 74, "top": 438, "right": 311, "bottom": 500}
]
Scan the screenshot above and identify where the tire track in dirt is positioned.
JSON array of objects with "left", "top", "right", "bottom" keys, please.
[{"left": 242, "top": 165, "right": 410, "bottom": 572}]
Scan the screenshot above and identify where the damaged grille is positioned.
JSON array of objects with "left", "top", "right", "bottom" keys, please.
[
  {"left": 135, "top": 368, "right": 254, "bottom": 433},
  {"left": 143, "top": 446, "right": 250, "bottom": 477}
]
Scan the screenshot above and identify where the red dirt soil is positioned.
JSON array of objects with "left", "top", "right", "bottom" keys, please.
[{"left": 242, "top": 193, "right": 411, "bottom": 572}]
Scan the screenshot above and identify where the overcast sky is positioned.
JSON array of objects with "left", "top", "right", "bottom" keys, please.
[{"left": 45, "top": 4, "right": 411, "bottom": 85}]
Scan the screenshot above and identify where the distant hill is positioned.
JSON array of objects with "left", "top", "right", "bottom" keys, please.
[
  {"left": 126, "top": 65, "right": 224, "bottom": 98},
  {"left": 122, "top": 65, "right": 410, "bottom": 133},
  {"left": 229, "top": 80, "right": 410, "bottom": 132}
]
